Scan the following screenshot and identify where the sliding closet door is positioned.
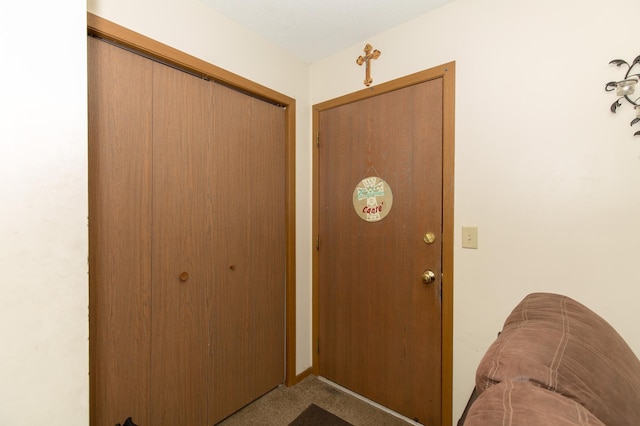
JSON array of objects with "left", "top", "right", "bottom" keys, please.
[
  {"left": 150, "top": 62, "right": 214, "bottom": 425},
  {"left": 88, "top": 37, "right": 153, "bottom": 426},
  {"left": 89, "top": 35, "right": 286, "bottom": 426},
  {"left": 208, "top": 83, "right": 286, "bottom": 424}
]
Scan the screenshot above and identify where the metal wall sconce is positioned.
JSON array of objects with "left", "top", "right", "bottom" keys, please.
[{"left": 605, "top": 54, "right": 640, "bottom": 136}]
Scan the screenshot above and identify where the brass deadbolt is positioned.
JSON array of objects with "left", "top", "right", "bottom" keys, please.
[{"left": 423, "top": 232, "right": 436, "bottom": 244}]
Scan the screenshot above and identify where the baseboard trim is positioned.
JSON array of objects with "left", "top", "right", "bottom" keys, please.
[
  {"left": 317, "top": 376, "right": 422, "bottom": 426},
  {"left": 291, "top": 367, "right": 313, "bottom": 385}
]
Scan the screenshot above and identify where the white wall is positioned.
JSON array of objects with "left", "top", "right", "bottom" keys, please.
[
  {"left": 0, "top": 1, "right": 88, "bottom": 425},
  {"left": 312, "top": 0, "right": 640, "bottom": 418}
]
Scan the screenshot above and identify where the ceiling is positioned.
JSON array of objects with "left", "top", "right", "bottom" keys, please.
[{"left": 200, "top": 0, "right": 454, "bottom": 63}]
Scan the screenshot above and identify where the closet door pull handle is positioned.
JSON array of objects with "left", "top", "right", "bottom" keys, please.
[{"left": 179, "top": 272, "right": 190, "bottom": 282}]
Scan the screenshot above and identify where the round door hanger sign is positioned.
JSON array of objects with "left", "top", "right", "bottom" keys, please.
[{"left": 352, "top": 176, "right": 393, "bottom": 222}]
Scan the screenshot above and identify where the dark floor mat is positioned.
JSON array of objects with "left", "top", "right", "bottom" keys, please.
[{"left": 288, "top": 404, "right": 353, "bottom": 426}]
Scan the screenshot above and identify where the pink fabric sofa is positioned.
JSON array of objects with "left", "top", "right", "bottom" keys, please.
[{"left": 462, "top": 293, "right": 640, "bottom": 425}]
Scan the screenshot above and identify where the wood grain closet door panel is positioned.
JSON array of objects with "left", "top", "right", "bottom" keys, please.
[
  {"left": 90, "top": 35, "right": 287, "bottom": 426},
  {"left": 208, "top": 83, "right": 286, "bottom": 424},
  {"left": 88, "top": 37, "right": 153, "bottom": 426},
  {"left": 150, "top": 63, "right": 214, "bottom": 425}
]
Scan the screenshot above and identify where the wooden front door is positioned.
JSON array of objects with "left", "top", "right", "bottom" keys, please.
[
  {"left": 315, "top": 66, "right": 454, "bottom": 424},
  {"left": 89, "top": 34, "right": 286, "bottom": 426}
]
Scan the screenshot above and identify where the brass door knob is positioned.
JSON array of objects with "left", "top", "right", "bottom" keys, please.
[
  {"left": 179, "top": 272, "right": 190, "bottom": 282},
  {"left": 422, "top": 270, "right": 436, "bottom": 284}
]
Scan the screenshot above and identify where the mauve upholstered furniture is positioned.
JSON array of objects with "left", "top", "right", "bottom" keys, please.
[{"left": 462, "top": 293, "right": 640, "bottom": 425}]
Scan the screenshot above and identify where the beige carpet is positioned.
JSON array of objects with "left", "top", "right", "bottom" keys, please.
[{"left": 217, "top": 375, "right": 412, "bottom": 425}]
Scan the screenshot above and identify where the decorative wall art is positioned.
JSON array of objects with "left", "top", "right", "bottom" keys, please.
[
  {"left": 605, "top": 54, "right": 640, "bottom": 136},
  {"left": 352, "top": 176, "right": 393, "bottom": 222},
  {"left": 356, "top": 43, "right": 381, "bottom": 87}
]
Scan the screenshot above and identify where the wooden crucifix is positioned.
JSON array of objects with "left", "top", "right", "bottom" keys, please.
[{"left": 356, "top": 44, "right": 381, "bottom": 87}]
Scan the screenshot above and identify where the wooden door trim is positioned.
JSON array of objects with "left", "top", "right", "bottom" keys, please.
[
  {"left": 87, "top": 13, "right": 297, "bottom": 387},
  {"left": 312, "top": 62, "right": 455, "bottom": 425}
]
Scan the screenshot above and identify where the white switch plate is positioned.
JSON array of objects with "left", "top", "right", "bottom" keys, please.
[{"left": 462, "top": 226, "right": 478, "bottom": 249}]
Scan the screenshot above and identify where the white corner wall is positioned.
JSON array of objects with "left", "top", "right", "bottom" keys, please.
[
  {"left": 312, "top": 0, "right": 640, "bottom": 419},
  {"left": 0, "top": 1, "right": 89, "bottom": 425}
]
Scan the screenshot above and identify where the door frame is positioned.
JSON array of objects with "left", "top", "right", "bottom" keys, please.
[
  {"left": 312, "top": 63, "right": 455, "bottom": 425},
  {"left": 87, "top": 12, "right": 297, "bottom": 391}
]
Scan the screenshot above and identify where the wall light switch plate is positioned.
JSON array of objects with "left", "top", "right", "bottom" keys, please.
[{"left": 462, "top": 226, "right": 478, "bottom": 249}]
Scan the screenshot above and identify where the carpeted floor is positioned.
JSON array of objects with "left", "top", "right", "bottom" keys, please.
[{"left": 216, "top": 375, "right": 412, "bottom": 425}]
